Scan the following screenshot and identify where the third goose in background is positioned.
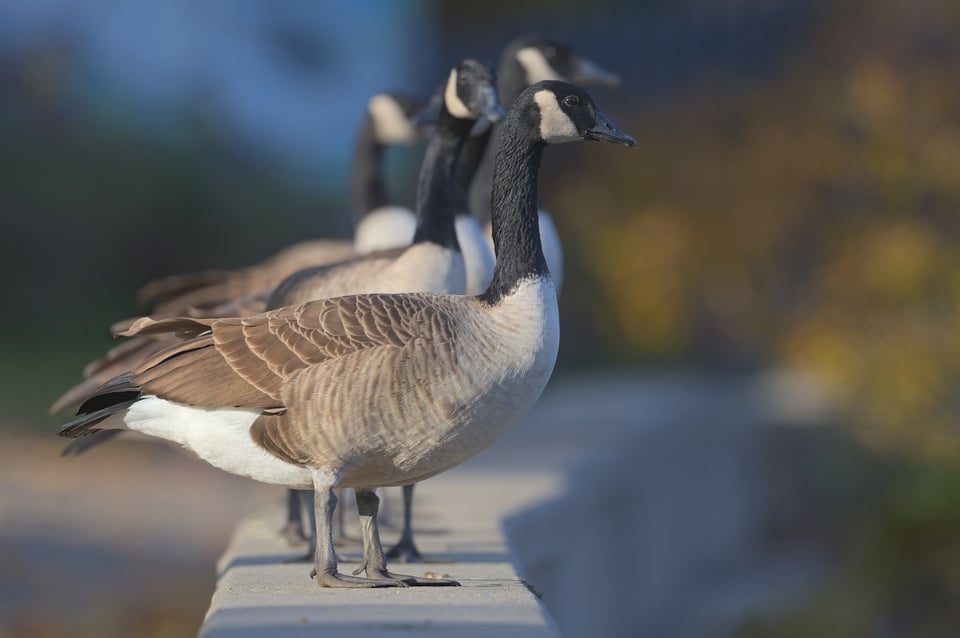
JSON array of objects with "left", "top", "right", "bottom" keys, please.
[{"left": 467, "top": 35, "right": 622, "bottom": 293}]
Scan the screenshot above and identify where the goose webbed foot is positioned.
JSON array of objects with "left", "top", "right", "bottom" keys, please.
[
  {"left": 347, "top": 560, "right": 459, "bottom": 586},
  {"left": 354, "top": 487, "right": 459, "bottom": 586},
  {"left": 350, "top": 562, "right": 417, "bottom": 585},
  {"left": 310, "top": 566, "right": 406, "bottom": 589}
]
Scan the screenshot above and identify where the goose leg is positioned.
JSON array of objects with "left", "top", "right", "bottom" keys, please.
[
  {"left": 286, "top": 488, "right": 358, "bottom": 563},
  {"left": 309, "top": 481, "right": 402, "bottom": 588},
  {"left": 334, "top": 488, "right": 361, "bottom": 544},
  {"left": 284, "top": 490, "right": 318, "bottom": 563},
  {"left": 385, "top": 484, "right": 451, "bottom": 563},
  {"left": 353, "top": 488, "right": 459, "bottom": 586},
  {"left": 279, "top": 488, "right": 309, "bottom": 546}
]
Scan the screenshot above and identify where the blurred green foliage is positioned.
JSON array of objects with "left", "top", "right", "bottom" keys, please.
[{"left": 738, "top": 457, "right": 960, "bottom": 637}]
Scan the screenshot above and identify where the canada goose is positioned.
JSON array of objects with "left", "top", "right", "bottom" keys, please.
[
  {"left": 61, "top": 60, "right": 506, "bottom": 552},
  {"left": 467, "top": 35, "right": 622, "bottom": 293},
  {"left": 48, "top": 92, "right": 425, "bottom": 416},
  {"left": 58, "top": 81, "right": 636, "bottom": 588}
]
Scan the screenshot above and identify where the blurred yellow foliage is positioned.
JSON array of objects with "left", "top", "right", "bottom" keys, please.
[
  {"left": 552, "top": 0, "right": 960, "bottom": 458},
  {"left": 587, "top": 208, "right": 696, "bottom": 357}
]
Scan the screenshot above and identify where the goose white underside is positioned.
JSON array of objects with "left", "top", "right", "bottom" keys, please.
[
  {"left": 485, "top": 209, "right": 564, "bottom": 293},
  {"left": 120, "top": 397, "right": 314, "bottom": 488},
  {"left": 353, "top": 206, "right": 416, "bottom": 254}
]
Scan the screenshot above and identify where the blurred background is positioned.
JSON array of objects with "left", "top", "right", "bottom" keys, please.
[{"left": 2, "top": 0, "right": 959, "bottom": 636}]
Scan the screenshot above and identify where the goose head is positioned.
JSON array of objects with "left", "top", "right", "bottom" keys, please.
[
  {"left": 445, "top": 59, "right": 507, "bottom": 123},
  {"left": 507, "top": 35, "right": 622, "bottom": 89},
  {"left": 414, "top": 59, "right": 507, "bottom": 127},
  {"left": 523, "top": 81, "right": 636, "bottom": 147},
  {"left": 367, "top": 92, "right": 423, "bottom": 145}
]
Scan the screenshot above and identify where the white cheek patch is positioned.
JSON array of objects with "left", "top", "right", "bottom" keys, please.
[
  {"left": 368, "top": 94, "right": 417, "bottom": 144},
  {"left": 444, "top": 69, "right": 474, "bottom": 119},
  {"left": 534, "top": 90, "right": 580, "bottom": 143},
  {"left": 516, "top": 47, "right": 562, "bottom": 84}
]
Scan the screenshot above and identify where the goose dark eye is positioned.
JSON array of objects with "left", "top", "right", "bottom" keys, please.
[
  {"left": 458, "top": 71, "right": 468, "bottom": 84},
  {"left": 544, "top": 46, "right": 557, "bottom": 59},
  {"left": 563, "top": 94, "right": 580, "bottom": 107}
]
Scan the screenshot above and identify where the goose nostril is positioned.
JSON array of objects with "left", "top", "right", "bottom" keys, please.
[{"left": 605, "top": 122, "right": 614, "bottom": 130}]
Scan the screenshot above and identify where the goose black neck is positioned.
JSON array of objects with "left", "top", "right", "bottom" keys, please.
[
  {"left": 411, "top": 109, "right": 475, "bottom": 249},
  {"left": 479, "top": 111, "right": 548, "bottom": 305},
  {"left": 349, "top": 114, "right": 389, "bottom": 227},
  {"left": 465, "top": 51, "right": 529, "bottom": 226},
  {"left": 454, "top": 126, "right": 493, "bottom": 215}
]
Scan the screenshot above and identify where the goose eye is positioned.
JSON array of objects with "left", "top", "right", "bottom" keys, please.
[
  {"left": 563, "top": 94, "right": 580, "bottom": 107},
  {"left": 458, "top": 71, "right": 468, "bottom": 84},
  {"left": 544, "top": 46, "right": 557, "bottom": 59}
]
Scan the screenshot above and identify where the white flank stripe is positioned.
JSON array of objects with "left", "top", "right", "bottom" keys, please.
[{"left": 124, "top": 397, "right": 313, "bottom": 488}]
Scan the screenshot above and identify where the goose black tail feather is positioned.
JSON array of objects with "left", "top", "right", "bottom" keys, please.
[
  {"left": 58, "top": 372, "right": 142, "bottom": 439},
  {"left": 58, "top": 399, "right": 138, "bottom": 439}
]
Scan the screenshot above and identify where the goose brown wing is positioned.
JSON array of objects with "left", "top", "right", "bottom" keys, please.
[
  {"left": 138, "top": 239, "right": 356, "bottom": 315},
  {"left": 249, "top": 296, "right": 462, "bottom": 467},
  {"left": 121, "top": 293, "right": 450, "bottom": 411}
]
